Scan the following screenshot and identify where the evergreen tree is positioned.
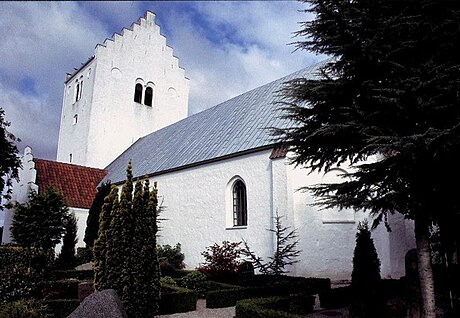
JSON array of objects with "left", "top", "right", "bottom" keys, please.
[
  {"left": 11, "top": 187, "right": 69, "bottom": 254},
  {"left": 242, "top": 211, "right": 300, "bottom": 276},
  {"left": 350, "top": 221, "right": 383, "bottom": 317},
  {"left": 84, "top": 181, "right": 111, "bottom": 248},
  {"left": 93, "top": 163, "right": 161, "bottom": 317},
  {"left": 56, "top": 213, "right": 78, "bottom": 269},
  {"left": 276, "top": 1, "right": 460, "bottom": 315},
  {"left": 93, "top": 185, "right": 119, "bottom": 291},
  {"left": 0, "top": 107, "right": 21, "bottom": 209}
]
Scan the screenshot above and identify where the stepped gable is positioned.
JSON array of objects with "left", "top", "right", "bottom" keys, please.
[
  {"left": 34, "top": 159, "right": 107, "bottom": 209},
  {"left": 66, "top": 11, "right": 185, "bottom": 83},
  {"left": 103, "top": 64, "right": 321, "bottom": 184}
]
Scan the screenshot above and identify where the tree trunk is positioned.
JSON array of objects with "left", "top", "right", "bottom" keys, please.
[{"left": 415, "top": 215, "right": 436, "bottom": 318}]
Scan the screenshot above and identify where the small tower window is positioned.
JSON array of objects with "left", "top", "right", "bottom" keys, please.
[
  {"left": 144, "top": 87, "right": 153, "bottom": 106},
  {"left": 134, "top": 83, "right": 143, "bottom": 103},
  {"left": 75, "top": 81, "right": 80, "bottom": 103},
  {"left": 78, "top": 80, "right": 83, "bottom": 101},
  {"left": 69, "top": 153, "right": 72, "bottom": 163},
  {"left": 72, "top": 114, "right": 78, "bottom": 125}
]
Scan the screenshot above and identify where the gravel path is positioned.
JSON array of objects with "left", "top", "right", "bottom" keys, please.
[{"left": 158, "top": 299, "right": 349, "bottom": 318}]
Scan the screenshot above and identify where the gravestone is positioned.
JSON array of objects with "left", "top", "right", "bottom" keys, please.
[
  {"left": 67, "top": 289, "right": 128, "bottom": 318},
  {"left": 238, "top": 261, "right": 254, "bottom": 278}
]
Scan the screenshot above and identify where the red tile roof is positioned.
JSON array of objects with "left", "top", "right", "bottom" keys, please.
[{"left": 33, "top": 159, "right": 107, "bottom": 209}]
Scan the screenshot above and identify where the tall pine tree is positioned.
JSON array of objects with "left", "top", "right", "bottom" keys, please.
[{"left": 277, "top": 1, "right": 460, "bottom": 316}]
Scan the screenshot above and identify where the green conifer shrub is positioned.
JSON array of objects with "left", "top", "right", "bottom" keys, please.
[
  {"left": 93, "top": 162, "right": 161, "bottom": 317},
  {"left": 84, "top": 181, "right": 111, "bottom": 248},
  {"left": 350, "top": 220, "right": 383, "bottom": 317},
  {"left": 55, "top": 213, "right": 78, "bottom": 269}
]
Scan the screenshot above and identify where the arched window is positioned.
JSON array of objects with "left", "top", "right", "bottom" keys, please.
[
  {"left": 233, "top": 180, "right": 247, "bottom": 226},
  {"left": 75, "top": 81, "right": 80, "bottom": 103},
  {"left": 78, "top": 80, "right": 83, "bottom": 101},
  {"left": 144, "top": 86, "right": 153, "bottom": 106},
  {"left": 134, "top": 83, "right": 143, "bottom": 103}
]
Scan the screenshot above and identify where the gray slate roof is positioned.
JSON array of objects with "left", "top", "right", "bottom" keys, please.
[{"left": 104, "top": 64, "right": 320, "bottom": 184}]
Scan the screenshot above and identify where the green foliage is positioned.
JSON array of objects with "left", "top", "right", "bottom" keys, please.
[
  {"left": 158, "top": 243, "right": 185, "bottom": 276},
  {"left": 159, "top": 285, "right": 197, "bottom": 315},
  {"left": 55, "top": 213, "right": 78, "bottom": 269},
  {"left": 38, "top": 279, "right": 79, "bottom": 300},
  {"left": 0, "top": 246, "right": 40, "bottom": 302},
  {"left": 84, "top": 181, "right": 111, "bottom": 248},
  {"left": 160, "top": 276, "right": 177, "bottom": 287},
  {"left": 0, "top": 299, "right": 48, "bottom": 318},
  {"left": 75, "top": 247, "right": 93, "bottom": 265},
  {"left": 93, "top": 162, "right": 161, "bottom": 317},
  {"left": 11, "top": 187, "right": 69, "bottom": 255},
  {"left": 0, "top": 107, "right": 21, "bottom": 209},
  {"left": 350, "top": 221, "right": 383, "bottom": 317},
  {"left": 178, "top": 271, "right": 207, "bottom": 298},
  {"left": 235, "top": 297, "right": 302, "bottom": 318},
  {"left": 198, "top": 240, "right": 242, "bottom": 282},
  {"left": 242, "top": 212, "right": 300, "bottom": 276}
]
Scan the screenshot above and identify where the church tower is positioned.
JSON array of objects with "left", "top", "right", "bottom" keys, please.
[{"left": 56, "top": 11, "right": 189, "bottom": 168}]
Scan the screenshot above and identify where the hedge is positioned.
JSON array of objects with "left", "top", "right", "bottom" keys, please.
[
  {"left": 47, "top": 269, "right": 94, "bottom": 281},
  {"left": 38, "top": 279, "right": 81, "bottom": 300},
  {"left": 44, "top": 299, "right": 80, "bottom": 318},
  {"left": 158, "top": 285, "right": 197, "bottom": 315},
  {"left": 206, "top": 281, "right": 245, "bottom": 308},
  {"left": 235, "top": 297, "right": 302, "bottom": 318},
  {"left": 206, "top": 276, "right": 327, "bottom": 309}
]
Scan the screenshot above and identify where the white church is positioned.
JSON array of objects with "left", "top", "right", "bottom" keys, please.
[{"left": 2, "top": 11, "right": 416, "bottom": 281}]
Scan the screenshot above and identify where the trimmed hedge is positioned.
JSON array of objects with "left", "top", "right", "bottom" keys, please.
[
  {"left": 38, "top": 279, "right": 81, "bottom": 300},
  {"left": 47, "top": 269, "right": 94, "bottom": 281},
  {"left": 206, "top": 276, "right": 328, "bottom": 308},
  {"left": 159, "top": 285, "right": 197, "bottom": 315},
  {"left": 319, "top": 286, "right": 352, "bottom": 309},
  {"left": 235, "top": 297, "right": 302, "bottom": 318},
  {"left": 206, "top": 281, "right": 245, "bottom": 308},
  {"left": 44, "top": 299, "right": 80, "bottom": 318}
]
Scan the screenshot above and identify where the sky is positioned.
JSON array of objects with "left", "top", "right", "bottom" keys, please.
[{"left": 0, "top": 1, "right": 323, "bottom": 163}]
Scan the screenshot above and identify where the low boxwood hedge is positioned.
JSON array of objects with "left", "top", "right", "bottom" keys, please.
[
  {"left": 38, "top": 279, "right": 81, "bottom": 300},
  {"left": 235, "top": 297, "right": 302, "bottom": 318},
  {"left": 47, "top": 269, "right": 94, "bottom": 281},
  {"left": 206, "top": 281, "right": 245, "bottom": 308},
  {"left": 159, "top": 284, "right": 197, "bottom": 315}
]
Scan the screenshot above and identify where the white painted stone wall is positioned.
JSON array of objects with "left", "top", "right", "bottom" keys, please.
[
  {"left": 123, "top": 149, "right": 416, "bottom": 281},
  {"left": 57, "top": 11, "right": 189, "bottom": 169}
]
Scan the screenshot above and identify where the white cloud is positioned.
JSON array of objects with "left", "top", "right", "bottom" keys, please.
[{"left": 0, "top": 1, "right": 322, "bottom": 160}]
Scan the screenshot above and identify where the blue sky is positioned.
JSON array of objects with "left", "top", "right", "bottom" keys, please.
[{"left": 0, "top": 1, "right": 323, "bottom": 163}]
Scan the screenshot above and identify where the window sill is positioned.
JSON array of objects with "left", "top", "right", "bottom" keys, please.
[{"left": 226, "top": 226, "right": 247, "bottom": 230}]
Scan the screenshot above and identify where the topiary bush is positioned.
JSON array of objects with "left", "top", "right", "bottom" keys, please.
[
  {"left": 160, "top": 276, "right": 178, "bottom": 287},
  {"left": 178, "top": 271, "right": 208, "bottom": 298},
  {"left": 159, "top": 285, "right": 197, "bottom": 315},
  {"left": 350, "top": 220, "right": 384, "bottom": 317},
  {"left": 235, "top": 296, "right": 302, "bottom": 318}
]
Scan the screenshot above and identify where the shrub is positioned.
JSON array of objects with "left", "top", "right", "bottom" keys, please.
[
  {"left": 157, "top": 243, "right": 185, "bottom": 276},
  {"left": 206, "top": 281, "right": 244, "bottom": 308},
  {"left": 350, "top": 220, "right": 384, "bottom": 317},
  {"left": 0, "top": 299, "right": 48, "bottom": 318},
  {"left": 178, "top": 271, "right": 208, "bottom": 298},
  {"left": 159, "top": 285, "right": 197, "bottom": 315},
  {"left": 235, "top": 297, "right": 302, "bottom": 318},
  {"left": 160, "top": 276, "right": 178, "bottom": 286},
  {"left": 198, "top": 241, "right": 242, "bottom": 283},
  {"left": 38, "top": 279, "right": 80, "bottom": 300},
  {"left": 0, "top": 246, "right": 41, "bottom": 302},
  {"left": 47, "top": 269, "right": 94, "bottom": 281},
  {"left": 75, "top": 247, "right": 93, "bottom": 265}
]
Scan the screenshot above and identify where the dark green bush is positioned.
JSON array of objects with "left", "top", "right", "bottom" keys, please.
[
  {"left": 44, "top": 299, "right": 80, "bottom": 318},
  {"left": 157, "top": 243, "right": 185, "bottom": 276},
  {"left": 47, "top": 269, "right": 94, "bottom": 281},
  {"left": 75, "top": 247, "right": 93, "bottom": 265},
  {"left": 319, "top": 286, "right": 352, "bottom": 309},
  {"left": 160, "top": 276, "right": 178, "bottom": 286},
  {"left": 0, "top": 246, "right": 41, "bottom": 302},
  {"left": 0, "top": 299, "right": 49, "bottom": 318},
  {"left": 206, "top": 281, "right": 244, "bottom": 308},
  {"left": 178, "top": 271, "right": 207, "bottom": 298},
  {"left": 38, "top": 280, "right": 80, "bottom": 300},
  {"left": 159, "top": 285, "right": 197, "bottom": 315},
  {"left": 235, "top": 297, "right": 302, "bottom": 318}
]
